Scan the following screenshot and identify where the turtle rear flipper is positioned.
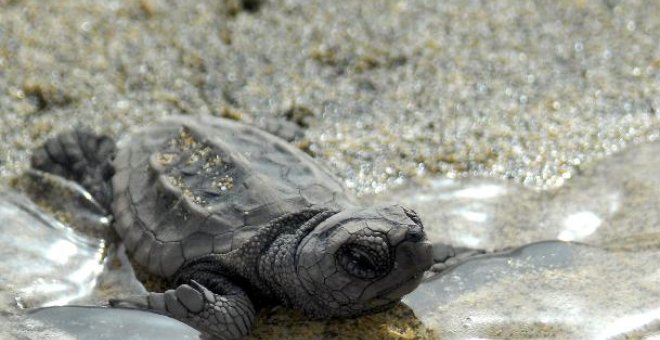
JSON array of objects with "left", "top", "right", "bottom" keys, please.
[{"left": 31, "top": 129, "right": 116, "bottom": 211}]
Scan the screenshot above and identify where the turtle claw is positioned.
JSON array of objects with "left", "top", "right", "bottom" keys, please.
[
  {"left": 189, "top": 280, "right": 216, "bottom": 302},
  {"left": 174, "top": 283, "right": 205, "bottom": 313}
]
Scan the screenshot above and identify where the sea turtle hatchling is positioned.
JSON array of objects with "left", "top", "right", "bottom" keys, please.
[{"left": 30, "top": 115, "right": 438, "bottom": 339}]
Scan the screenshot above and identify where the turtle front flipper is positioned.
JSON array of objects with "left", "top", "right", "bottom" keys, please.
[
  {"left": 31, "top": 129, "right": 116, "bottom": 211},
  {"left": 110, "top": 277, "right": 255, "bottom": 340}
]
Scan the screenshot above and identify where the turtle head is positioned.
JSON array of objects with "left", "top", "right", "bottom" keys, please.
[{"left": 295, "top": 205, "right": 433, "bottom": 318}]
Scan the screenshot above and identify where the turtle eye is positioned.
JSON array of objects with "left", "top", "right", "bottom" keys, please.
[{"left": 337, "top": 232, "right": 391, "bottom": 280}]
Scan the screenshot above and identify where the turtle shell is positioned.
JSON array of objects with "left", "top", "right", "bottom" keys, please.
[{"left": 111, "top": 115, "right": 355, "bottom": 278}]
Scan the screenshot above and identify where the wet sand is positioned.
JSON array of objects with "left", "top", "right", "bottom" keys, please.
[{"left": 1, "top": 0, "right": 658, "bottom": 193}]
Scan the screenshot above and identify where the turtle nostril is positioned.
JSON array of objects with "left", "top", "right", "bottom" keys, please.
[{"left": 405, "top": 226, "right": 425, "bottom": 242}]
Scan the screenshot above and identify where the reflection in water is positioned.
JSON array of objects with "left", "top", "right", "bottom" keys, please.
[
  {"left": 557, "top": 211, "right": 602, "bottom": 242},
  {"left": 45, "top": 240, "right": 80, "bottom": 265},
  {"left": 0, "top": 189, "right": 104, "bottom": 310},
  {"left": 455, "top": 208, "right": 488, "bottom": 223},
  {"left": 453, "top": 184, "right": 507, "bottom": 200},
  {"left": 598, "top": 308, "right": 660, "bottom": 339},
  {"left": 1, "top": 186, "right": 149, "bottom": 338}
]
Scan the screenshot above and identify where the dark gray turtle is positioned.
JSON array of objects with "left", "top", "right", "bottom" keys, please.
[{"left": 31, "top": 115, "right": 435, "bottom": 339}]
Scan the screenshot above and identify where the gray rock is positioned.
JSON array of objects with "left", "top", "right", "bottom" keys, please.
[{"left": 25, "top": 306, "right": 200, "bottom": 340}]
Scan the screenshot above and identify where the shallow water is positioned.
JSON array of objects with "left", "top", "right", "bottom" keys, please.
[
  {"left": 388, "top": 141, "right": 660, "bottom": 338},
  {"left": 0, "top": 186, "right": 154, "bottom": 339},
  {"left": 404, "top": 241, "right": 660, "bottom": 338},
  {"left": 0, "top": 189, "right": 105, "bottom": 309}
]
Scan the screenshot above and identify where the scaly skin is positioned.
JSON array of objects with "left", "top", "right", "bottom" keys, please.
[{"left": 116, "top": 206, "right": 431, "bottom": 339}]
